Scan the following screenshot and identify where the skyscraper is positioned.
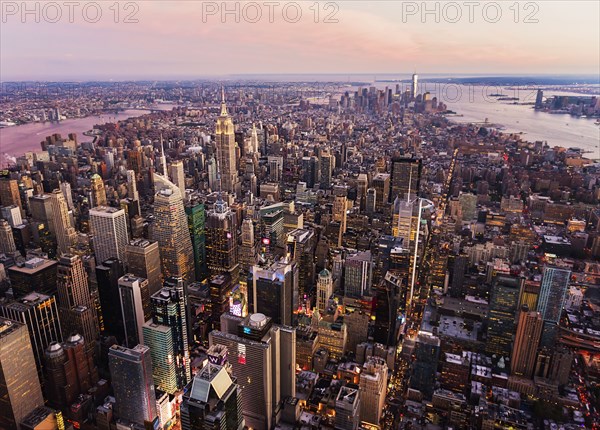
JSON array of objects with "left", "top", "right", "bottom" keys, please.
[
  {"left": 0, "top": 178, "right": 23, "bottom": 213},
  {"left": 185, "top": 201, "right": 208, "bottom": 282},
  {"left": 411, "top": 72, "right": 418, "bottom": 99},
  {"left": 143, "top": 321, "right": 177, "bottom": 394},
  {"left": 538, "top": 265, "right": 571, "bottom": 346},
  {"left": 169, "top": 161, "right": 186, "bottom": 195},
  {"left": 486, "top": 275, "right": 520, "bottom": 357},
  {"left": 0, "top": 317, "right": 45, "bottom": 430},
  {"left": 151, "top": 174, "right": 195, "bottom": 283},
  {"left": 89, "top": 206, "right": 129, "bottom": 264},
  {"left": 118, "top": 275, "right": 150, "bottom": 348},
  {"left": 332, "top": 194, "right": 347, "bottom": 236},
  {"left": 410, "top": 331, "right": 441, "bottom": 399},
  {"left": 335, "top": 385, "right": 361, "bottom": 430},
  {"left": 538, "top": 265, "right": 571, "bottom": 324},
  {"left": 249, "top": 259, "right": 298, "bottom": 326},
  {"left": 50, "top": 189, "right": 76, "bottom": 255},
  {"left": 89, "top": 173, "right": 107, "bottom": 208},
  {"left": 317, "top": 269, "right": 333, "bottom": 312},
  {"left": 209, "top": 313, "right": 296, "bottom": 430},
  {"left": 390, "top": 157, "right": 422, "bottom": 202},
  {"left": 511, "top": 305, "right": 543, "bottom": 378},
  {"left": 6, "top": 257, "right": 58, "bottom": 298},
  {"left": 180, "top": 362, "right": 245, "bottom": 430},
  {"left": 215, "top": 88, "right": 239, "bottom": 194},
  {"left": 44, "top": 334, "right": 97, "bottom": 411},
  {"left": 359, "top": 356, "right": 388, "bottom": 426},
  {"left": 0, "top": 292, "right": 62, "bottom": 378},
  {"left": 125, "top": 239, "right": 163, "bottom": 296},
  {"left": 239, "top": 218, "right": 258, "bottom": 275},
  {"left": 205, "top": 197, "right": 238, "bottom": 278},
  {"left": 96, "top": 258, "right": 125, "bottom": 343},
  {"left": 151, "top": 279, "right": 191, "bottom": 390},
  {"left": 0, "top": 218, "right": 17, "bottom": 254},
  {"left": 56, "top": 255, "right": 99, "bottom": 348},
  {"left": 344, "top": 251, "right": 373, "bottom": 298},
  {"left": 108, "top": 344, "right": 158, "bottom": 426},
  {"left": 372, "top": 173, "right": 390, "bottom": 212}
]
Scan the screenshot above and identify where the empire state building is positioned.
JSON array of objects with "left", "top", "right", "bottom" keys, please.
[{"left": 215, "top": 88, "right": 239, "bottom": 194}]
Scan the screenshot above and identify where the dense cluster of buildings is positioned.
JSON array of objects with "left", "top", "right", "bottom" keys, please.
[{"left": 0, "top": 80, "right": 599, "bottom": 430}]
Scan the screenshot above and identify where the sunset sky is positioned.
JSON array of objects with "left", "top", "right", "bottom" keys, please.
[{"left": 1, "top": 1, "right": 599, "bottom": 80}]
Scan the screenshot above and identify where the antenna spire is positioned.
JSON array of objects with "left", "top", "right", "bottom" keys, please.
[
  {"left": 160, "top": 134, "right": 168, "bottom": 177},
  {"left": 220, "top": 85, "right": 228, "bottom": 116}
]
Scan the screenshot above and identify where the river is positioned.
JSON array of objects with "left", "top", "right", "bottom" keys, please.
[
  {"left": 1, "top": 85, "right": 599, "bottom": 159},
  {"left": 0, "top": 109, "right": 153, "bottom": 160}
]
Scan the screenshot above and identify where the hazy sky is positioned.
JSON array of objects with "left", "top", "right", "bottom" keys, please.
[{"left": 1, "top": 1, "right": 599, "bottom": 80}]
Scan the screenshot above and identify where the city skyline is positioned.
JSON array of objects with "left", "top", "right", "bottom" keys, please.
[{"left": 1, "top": 1, "right": 599, "bottom": 80}]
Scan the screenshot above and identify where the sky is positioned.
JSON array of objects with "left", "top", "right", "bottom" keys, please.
[{"left": 1, "top": 1, "right": 599, "bottom": 81}]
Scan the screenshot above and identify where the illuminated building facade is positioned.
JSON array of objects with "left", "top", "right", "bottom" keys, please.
[{"left": 151, "top": 174, "right": 195, "bottom": 283}]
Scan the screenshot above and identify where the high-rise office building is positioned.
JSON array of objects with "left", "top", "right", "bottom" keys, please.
[
  {"left": 0, "top": 218, "right": 17, "bottom": 254},
  {"left": 335, "top": 385, "right": 361, "bottom": 430},
  {"left": 89, "top": 174, "right": 107, "bottom": 208},
  {"left": 249, "top": 259, "right": 298, "bottom": 326},
  {"left": 538, "top": 265, "right": 571, "bottom": 324},
  {"left": 511, "top": 305, "right": 543, "bottom": 378},
  {"left": 205, "top": 197, "right": 238, "bottom": 277},
  {"left": 0, "top": 317, "right": 45, "bottom": 430},
  {"left": 29, "top": 194, "right": 55, "bottom": 234},
  {"left": 169, "top": 161, "right": 186, "bottom": 195},
  {"left": 151, "top": 174, "right": 195, "bottom": 283},
  {"left": 96, "top": 258, "right": 125, "bottom": 343},
  {"left": 6, "top": 257, "right": 58, "bottom": 298},
  {"left": 410, "top": 331, "right": 441, "bottom": 400},
  {"left": 333, "top": 194, "right": 347, "bottom": 237},
  {"left": 359, "top": 356, "right": 388, "bottom": 426},
  {"left": 0, "top": 292, "right": 62, "bottom": 378},
  {"left": 89, "top": 206, "right": 129, "bottom": 264},
  {"left": 44, "top": 334, "right": 97, "bottom": 411},
  {"left": 59, "top": 182, "right": 74, "bottom": 211},
  {"left": 320, "top": 150, "right": 333, "bottom": 189},
  {"left": 180, "top": 362, "right": 245, "bottom": 430},
  {"left": 538, "top": 265, "right": 571, "bottom": 346},
  {"left": 50, "top": 189, "right": 76, "bottom": 255},
  {"left": 344, "top": 251, "right": 373, "bottom": 298},
  {"left": 185, "top": 201, "right": 208, "bottom": 282},
  {"left": 215, "top": 89, "right": 239, "bottom": 194},
  {"left": 125, "top": 239, "right": 163, "bottom": 296},
  {"left": 239, "top": 218, "right": 258, "bottom": 275},
  {"left": 372, "top": 173, "right": 390, "bottom": 212},
  {"left": 286, "top": 228, "right": 316, "bottom": 300},
  {"left": 151, "top": 279, "right": 191, "bottom": 389},
  {"left": 486, "top": 275, "right": 520, "bottom": 357},
  {"left": 209, "top": 313, "right": 296, "bottom": 430},
  {"left": 143, "top": 321, "right": 177, "bottom": 394},
  {"left": 118, "top": 275, "right": 150, "bottom": 348},
  {"left": 365, "top": 188, "right": 376, "bottom": 214},
  {"left": 411, "top": 72, "right": 418, "bottom": 99},
  {"left": 317, "top": 269, "right": 333, "bottom": 312},
  {"left": 390, "top": 157, "right": 422, "bottom": 202},
  {"left": 108, "top": 344, "right": 158, "bottom": 426},
  {"left": 1, "top": 205, "right": 22, "bottom": 227},
  {"left": 56, "top": 254, "right": 99, "bottom": 347},
  {"left": 0, "top": 179, "right": 22, "bottom": 213},
  {"left": 301, "top": 156, "right": 319, "bottom": 188}
]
